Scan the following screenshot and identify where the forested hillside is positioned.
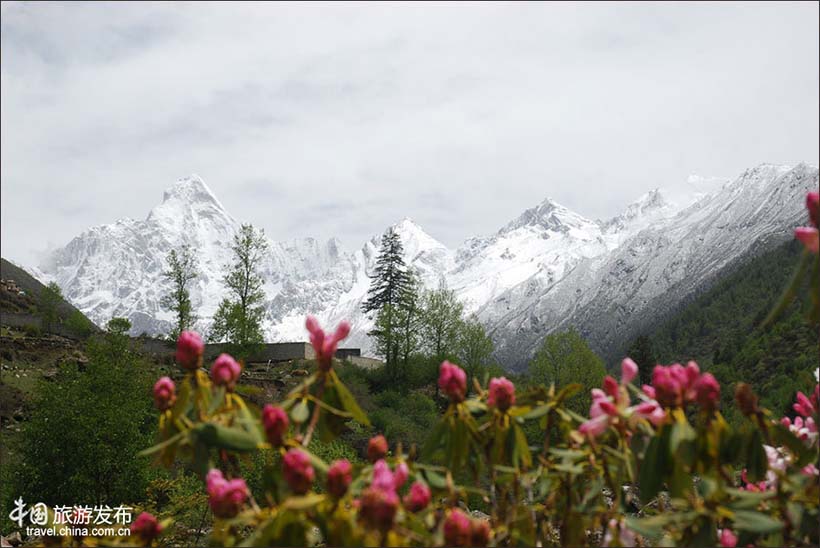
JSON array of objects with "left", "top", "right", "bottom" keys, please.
[{"left": 629, "top": 240, "right": 817, "bottom": 422}]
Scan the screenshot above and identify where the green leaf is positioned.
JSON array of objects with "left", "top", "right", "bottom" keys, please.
[
  {"left": 639, "top": 430, "right": 667, "bottom": 501},
  {"left": 291, "top": 399, "right": 310, "bottom": 424},
  {"left": 732, "top": 510, "right": 784, "bottom": 534},
  {"left": 329, "top": 370, "right": 370, "bottom": 426},
  {"left": 282, "top": 493, "right": 325, "bottom": 511},
  {"left": 195, "top": 423, "right": 259, "bottom": 452},
  {"left": 139, "top": 430, "right": 186, "bottom": 457},
  {"left": 423, "top": 468, "right": 447, "bottom": 489},
  {"left": 744, "top": 429, "right": 768, "bottom": 483},
  {"left": 208, "top": 386, "right": 226, "bottom": 415},
  {"left": 625, "top": 515, "right": 670, "bottom": 540},
  {"left": 522, "top": 403, "right": 554, "bottom": 420},
  {"left": 513, "top": 423, "right": 532, "bottom": 468}
]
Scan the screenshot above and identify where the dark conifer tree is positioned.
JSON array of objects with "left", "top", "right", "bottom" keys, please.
[{"left": 361, "top": 228, "right": 413, "bottom": 314}]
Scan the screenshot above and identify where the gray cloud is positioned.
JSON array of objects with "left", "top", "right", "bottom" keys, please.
[{"left": 2, "top": 1, "right": 818, "bottom": 266}]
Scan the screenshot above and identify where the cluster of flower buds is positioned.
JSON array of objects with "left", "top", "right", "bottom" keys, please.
[
  {"left": 367, "top": 434, "right": 388, "bottom": 462},
  {"left": 327, "top": 459, "right": 352, "bottom": 499},
  {"left": 210, "top": 353, "right": 241, "bottom": 390},
  {"left": 283, "top": 449, "right": 315, "bottom": 495},
  {"left": 403, "top": 481, "right": 431, "bottom": 512},
  {"left": 443, "top": 508, "right": 490, "bottom": 547},
  {"left": 206, "top": 469, "right": 249, "bottom": 519},
  {"left": 262, "top": 404, "right": 289, "bottom": 447},
  {"left": 795, "top": 191, "right": 819, "bottom": 254},
  {"left": 438, "top": 360, "right": 467, "bottom": 403},
  {"left": 358, "top": 459, "right": 404, "bottom": 533},
  {"left": 648, "top": 360, "right": 720, "bottom": 410},
  {"left": 130, "top": 512, "right": 162, "bottom": 544},
  {"left": 305, "top": 315, "right": 351, "bottom": 371},
  {"left": 579, "top": 358, "right": 666, "bottom": 438},
  {"left": 152, "top": 376, "right": 176, "bottom": 411},
  {"left": 781, "top": 415, "right": 818, "bottom": 445},
  {"left": 793, "top": 385, "right": 819, "bottom": 418},
  {"left": 487, "top": 376, "right": 516, "bottom": 411},
  {"left": 175, "top": 331, "right": 204, "bottom": 370}
]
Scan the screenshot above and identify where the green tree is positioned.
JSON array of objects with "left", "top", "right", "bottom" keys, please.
[
  {"left": 161, "top": 245, "right": 198, "bottom": 340},
  {"left": 10, "top": 316, "right": 153, "bottom": 506},
  {"left": 210, "top": 224, "right": 269, "bottom": 358},
  {"left": 39, "top": 281, "right": 62, "bottom": 332},
  {"left": 457, "top": 315, "right": 495, "bottom": 393},
  {"left": 626, "top": 334, "right": 655, "bottom": 386},
  {"left": 420, "top": 282, "right": 464, "bottom": 361},
  {"left": 362, "top": 228, "right": 415, "bottom": 371},
  {"left": 361, "top": 228, "right": 413, "bottom": 314},
  {"left": 529, "top": 329, "right": 606, "bottom": 416}
]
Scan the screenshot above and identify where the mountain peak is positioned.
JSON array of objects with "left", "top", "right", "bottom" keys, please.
[
  {"left": 502, "top": 197, "right": 589, "bottom": 234},
  {"left": 147, "top": 174, "right": 233, "bottom": 224}
]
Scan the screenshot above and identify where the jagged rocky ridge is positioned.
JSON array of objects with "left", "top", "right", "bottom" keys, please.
[{"left": 31, "top": 163, "right": 819, "bottom": 369}]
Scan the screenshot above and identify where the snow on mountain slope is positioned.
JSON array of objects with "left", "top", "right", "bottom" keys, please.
[
  {"left": 31, "top": 163, "right": 818, "bottom": 366},
  {"left": 482, "top": 163, "right": 818, "bottom": 370}
]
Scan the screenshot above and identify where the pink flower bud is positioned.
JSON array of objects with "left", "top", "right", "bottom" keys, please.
[
  {"left": 262, "top": 404, "right": 289, "bottom": 447},
  {"left": 393, "top": 461, "right": 409, "bottom": 489},
  {"left": 367, "top": 435, "right": 388, "bottom": 463},
  {"left": 599, "top": 399, "right": 619, "bottom": 417},
  {"left": 487, "top": 377, "right": 516, "bottom": 411},
  {"left": 130, "top": 512, "right": 162, "bottom": 544},
  {"left": 652, "top": 365, "right": 682, "bottom": 407},
  {"left": 175, "top": 331, "right": 204, "bottom": 370},
  {"left": 719, "top": 528, "right": 738, "bottom": 547},
  {"left": 443, "top": 509, "right": 472, "bottom": 547},
  {"left": 621, "top": 358, "right": 638, "bottom": 384},
  {"left": 371, "top": 459, "right": 396, "bottom": 493},
  {"left": 694, "top": 373, "right": 720, "bottom": 410},
  {"left": 578, "top": 415, "right": 610, "bottom": 438},
  {"left": 795, "top": 227, "right": 819, "bottom": 254},
  {"left": 403, "top": 481, "right": 431, "bottom": 512},
  {"left": 358, "top": 487, "right": 399, "bottom": 533},
  {"left": 283, "top": 449, "right": 315, "bottom": 495},
  {"left": 438, "top": 361, "right": 467, "bottom": 403},
  {"left": 603, "top": 375, "right": 619, "bottom": 399},
  {"left": 327, "top": 459, "right": 352, "bottom": 498},
  {"left": 153, "top": 376, "right": 176, "bottom": 411},
  {"left": 210, "top": 353, "right": 241, "bottom": 389},
  {"left": 642, "top": 384, "right": 656, "bottom": 399},
  {"left": 305, "top": 315, "right": 351, "bottom": 371},
  {"left": 633, "top": 400, "right": 666, "bottom": 426},
  {"left": 794, "top": 389, "right": 818, "bottom": 418},
  {"left": 206, "top": 469, "right": 248, "bottom": 519},
  {"left": 470, "top": 519, "right": 491, "bottom": 547},
  {"left": 807, "top": 191, "right": 819, "bottom": 228}
]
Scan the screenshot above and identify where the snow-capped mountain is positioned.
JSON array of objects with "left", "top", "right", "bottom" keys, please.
[
  {"left": 31, "top": 163, "right": 818, "bottom": 368},
  {"left": 481, "top": 163, "right": 818, "bottom": 369}
]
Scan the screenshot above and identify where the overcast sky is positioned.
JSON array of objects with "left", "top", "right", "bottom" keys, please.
[{"left": 2, "top": 1, "right": 818, "bottom": 266}]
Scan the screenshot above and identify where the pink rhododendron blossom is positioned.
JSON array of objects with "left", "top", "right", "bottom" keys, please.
[
  {"left": 371, "top": 459, "right": 396, "bottom": 493},
  {"left": 327, "top": 459, "right": 352, "bottom": 498},
  {"left": 358, "top": 486, "right": 399, "bottom": 533},
  {"left": 795, "top": 226, "right": 819, "bottom": 254},
  {"left": 621, "top": 358, "right": 638, "bottom": 384},
  {"left": 793, "top": 386, "right": 819, "bottom": 417},
  {"left": 210, "top": 353, "right": 241, "bottom": 389},
  {"left": 206, "top": 469, "right": 249, "bottom": 519},
  {"left": 393, "top": 461, "right": 409, "bottom": 489},
  {"left": 632, "top": 400, "right": 666, "bottom": 426},
  {"left": 262, "top": 404, "right": 289, "bottom": 447},
  {"left": 175, "top": 331, "right": 204, "bottom": 370},
  {"left": 719, "top": 528, "right": 738, "bottom": 547},
  {"left": 443, "top": 508, "right": 472, "bottom": 547},
  {"left": 802, "top": 463, "right": 819, "bottom": 476},
  {"left": 807, "top": 191, "right": 820, "bottom": 227},
  {"left": 130, "top": 512, "right": 162, "bottom": 543},
  {"left": 367, "top": 434, "right": 388, "bottom": 463},
  {"left": 694, "top": 373, "right": 720, "bottom": 410},
  {"left": 579, "top": 415, "right": 611, "bottom": 438},
  {"left": 153, "top": 376, "right": 176, "bottom": 411},
  {"left": 740, "top": 469, "right": 769, "bottom": 492},
  {"left": 781, "top": 415, "right": 818, "bottom": 444},
  {"left": 283, "top": 449, "right": 315, "bottom": 495},
  {"left": 404, "top": 481, "right": 431, "bottom": 512},
  {"left": 642, "top": 384, "right": 656, "bottom": 399},
  {"left": 487, "top": 377, "right": 516, "bottom": 411},
  {"left": 305, "top": 315, "right": 350, "bottom": 371},
  {"left": 603, "top": 375, "right": 619, "bottom": 399},
  {"left": 438, "top": 360, "right": 467, "bottom": 403}
]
